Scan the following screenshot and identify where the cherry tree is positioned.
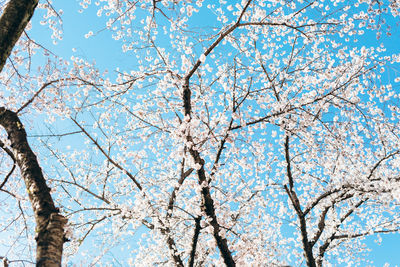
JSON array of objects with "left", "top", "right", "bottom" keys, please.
[
  {"left": 1, "top": 0, "right": 400, "bottom": 266},
  {"left": 0, "top": 0, "right": 67, "bottom": 266}
]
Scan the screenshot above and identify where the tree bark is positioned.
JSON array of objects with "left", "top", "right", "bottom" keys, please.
[
  {"left": 284, "top": 136, "right": 316, "bottom": 267},
  {"left": 191, "top": 151, "right": 236, "bottom": 267},
  {"left": 183, "top": 74, "right": 236, "bottom": 267},
  {"left": 0, "top": 107, "right": 67, "bottom": 267},
  {"left": 188, "top": 216, "right": 201, "bottom": 267},
  {"left": 0, "top": 0, "right": 39, "bottom": 72}
]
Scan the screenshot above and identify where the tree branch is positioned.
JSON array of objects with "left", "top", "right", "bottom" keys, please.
[
  {"left": 71, "top": 117, "right": 144, "bottom": 191},
  {"left": 284, "top": 135, "right": 316, "bottom": 267},
  {"left": 0, "top": 256, "right": 9, "bottom": 267},
  {"left": 189, "top": 145, "right": 236, "bottom": 267},
  {"left": 0, "top": 139, "right": 16, "bottom": 190},
  {"left": 166, "top": 157, "right": 193, "bottom": 219},
  {"left": 71, "top": 117, "right": 186, "bottom": 266},
  {"left": 188, "top": 216, "right": 202, "bottom": 267},
  {"left": 317, "top": 198, "right": 365, "bottom": 267}
]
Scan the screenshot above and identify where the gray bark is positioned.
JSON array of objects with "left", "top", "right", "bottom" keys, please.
[
  {"left": 0, "top": 108, "right": 67, "bottom": 267},
  {"left": 0, "top": 0, "right": 39, "bottom": 72}
]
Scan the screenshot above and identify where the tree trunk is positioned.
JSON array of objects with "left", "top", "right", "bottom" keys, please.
[
  {"left": 0, "top": 108, "right": 67, "bottom": 267},
  {"left": 0, "top": 0, "right": 39, "bottom": 72}
]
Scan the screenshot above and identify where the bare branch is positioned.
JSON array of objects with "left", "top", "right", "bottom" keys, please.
[
  {"left": 0, "top": 139, "right": 16, "bottom": 190},
  {"left": 71, "top": 117, "right": 144, "bottom": 191}
]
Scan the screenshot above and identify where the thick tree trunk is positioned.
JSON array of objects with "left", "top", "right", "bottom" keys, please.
[
  {"left": 0, "top": 108, "right": 67, "bottom": 267},
  {"left": 0, "top": 1, "right": 65, "bottom": 265},
  {"left": 0, "top": 0, "right": 39, "bottom": 72}
]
